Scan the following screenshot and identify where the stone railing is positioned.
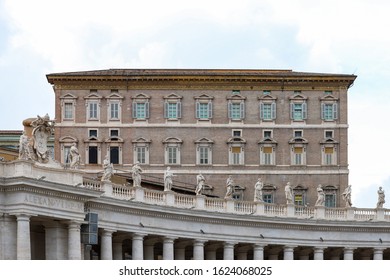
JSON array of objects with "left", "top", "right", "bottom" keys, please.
[{"left": 84, "top": 180, "right": 389, "bottom": 222}]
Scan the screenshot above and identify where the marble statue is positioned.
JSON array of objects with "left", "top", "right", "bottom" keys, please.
[
  {"left": 69, "top": 143, "right": 81, "bottom": 169},
  {"left": 30, "top": 114, "right": 55, "bottom": 163},
  {"left": 131, "top": 161, "right": 143, "bottom": 187},
  {"left": 285, "top": 182, "right": 293, "bottom": 204},
  {"left": 164, "top": 166, "right": 174, "bottom": 191},
  {"left": 101, "top": 154, "right": 114, "bottom": 182},
  {"left": 225, "top": 175, "right": 234, "bottom": 199},
  {"left": 342, "top": 185, "right": 352, "bottom": 208},
  {"left": 18, "top": 131, "right": 30, "bottom": 160},
  {"left": 254, "top": 178, "right": 263, "bottom": 202},
  {"left": 377, "top": 186, "right": 385, "bottom": 208},
  {"left": 315, "top": 184, "right": 325, "bottom": 207},
  {"left": 195, "top": 173, "right": 205, "bottom": 195}
]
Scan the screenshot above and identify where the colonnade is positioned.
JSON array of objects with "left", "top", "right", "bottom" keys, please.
[{"left": 0, "top": 214, "right": 388, "bottom": 260}]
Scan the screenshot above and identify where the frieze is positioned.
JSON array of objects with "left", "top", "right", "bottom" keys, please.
[{"left": 24, "top": 194, "right": 84, "bottom": 211}]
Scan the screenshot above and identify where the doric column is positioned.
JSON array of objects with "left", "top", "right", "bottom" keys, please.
[
  {"left": 100, "top": 229, "right": 115, "bottom": 260},
  {"left": 373, "top": 248, "right": 384, "bottom": 260},
  {"left": 343, "top": 247, "right": 355, "bottom": 260},
  {"left": 1, "top": 215, "right": 17, "bottom": 260},
  {"left": 67, "top": 221, "right": 82, "bottom": 260},
  {"left": 223, "top": 242, "right": 236, "bottom": 260},
  {"left": 313, "top": 247, "right": 325, "bottom": 260},
  {"left": 253, "top": 244, "right": 265, "bottom": 260},
  {"left": 132, "top": 233, "right": 146, "bottom": 260},
  {"left": 283, "top": 246, "right": 295, "bottom": 260},
  {"left": 44, "top": 221, "right": 67, "bottom": 260},
  {"left": 16, "top": 214, "right": 31, "bottom": 260},
  {"left": 193, "top": 240, "right": 206, "bottom": 260},
  {"left": 163, "top": 237, "right": 176, "bottom": 260}
]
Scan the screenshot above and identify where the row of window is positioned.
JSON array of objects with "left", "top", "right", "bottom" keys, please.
[
  {"left": 62, "top": 139, "right": 338, "bottom": 166},
  {"left": 61, "top": 91, "right": 339, "bottom": 122}
]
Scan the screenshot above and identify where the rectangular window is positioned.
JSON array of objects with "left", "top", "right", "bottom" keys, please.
[
  {"left": 294, "top": 147, "right": 303, "bottom": 165},
  {"left": 89, "top": 102, "right": 98, "bottom": 119},
  {"left": 263, "top": 130, "right": 272, "bottom": 138},
  {"left": 64, "top": 146, "right": 71, "bottom": 164},
  {"left": 110, "top": 147, "right": 119, "bottom": 164},
  {"left": 88, "top": 146, "right": 98, "bottom": 164},
  {"left": 263, "top": 90, "right": 271, "bottom": 95},
  {"left": 168, "top": 146, "right": 177, "bottom": 164},
  {"left": 291, "top": 102, "right": 307, "bottom": 121},
  {"left": 325, "top": 194, "right": 336, "bottom": 207},
  {"left": 110, "top": 102, "right": 119, "bottom": 119},
  {"left": 263, "top": 194, "right": 273, "bottom": 203},
  {"left": 230, "top": 103, "right": 242, "bottom": 120},
  {"left": 64, "top": 103, "right": 73, "bottom": 119},
  {"left": 262, "top": 147, "right": 273, "bottom": 165},
  {"left": 294, "top": 130, "right": 303, "bottom": 138},
  {"left": 199, "top": 146, "right": 209, "bottom": 164},
  {"left": 324, "top": 147, "right": 334, "bottom": 165},
  {"left": 165, "top": 102, "right": 181, "bottom": 119},
  {"left": 325, "top": 130, "right": 334, "bottom": 139},
  {"left": 136, "top": 147, "right": 146, "bottom": 164},
  {"left": 260, "top": 103, "right": 276, "bottom": 120},
  {"left": 322, "top": 103, "right": 338, "bottom": 121},
  {"left": 110, "top": 129, "right": 119, "bottom": 137},
  {"left": 196, "top": 102, "right": 212, "bottom": 119},
  {"left": 89, "top": 129, "right": 98, "bottom": 138},
  {"left": 232, "top": 147, "right": 241, "bottom": 165},
  {"left": 294, "top": 194, "right": 304, "bottom": 206}
]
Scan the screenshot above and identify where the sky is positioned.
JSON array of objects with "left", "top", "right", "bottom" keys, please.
[{"left": 0, "top": 0, "right": 389, "bottom": 208}]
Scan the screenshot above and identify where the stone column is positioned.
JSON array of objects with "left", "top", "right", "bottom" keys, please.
[
  {"left": 163, "top": 237, "right": 176, "bottom": 260},
  {"left": 313, "top": 247, "right": 325, "bottom": 260},
  {"left": 343, "top": 247, "right": 355, "bottom": 260},
  {"left": 68, "top": 221, "right": 82, "bottom": 260},
  {"left": 1, "top": 215, "right": 17, "bottom": 260},
  {"left": 44, "top": 221, "right": 67, "bottom": 260},
  {"left": 144, "top": 238, "right": 159, "bottom": 260},
  {"left": 16, "top": 214, "right": 31, "bottom": 260},
  {"left": 223, "top": 242, "right": 235, "bottom": 260},
  {"left": 101, "top": 229, "right": 114, "bottom": 260},
  {"left": 193, "top": 240, "right": 206, "bottom": 260},
  {"left": 373, "top": 248, "right": 384, "bottom": 260},
  {"left": 283, "top": 246, "right": 295, "bottom": 260},
  {"left": 253, "top": 244, "right": 265, "bottom": 260},
  {"left": 132, "top": 233, "right": 146, "bottom": 260}
]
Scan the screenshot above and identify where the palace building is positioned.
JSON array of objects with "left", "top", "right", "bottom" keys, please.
[
  {"left": 46, "top": 69, "right": 356, "bottom": 206},
  {"left": 4, "top": 69, "right": 389, "bottom": 261}
]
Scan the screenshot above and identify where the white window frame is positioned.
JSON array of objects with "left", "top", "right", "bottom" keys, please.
[
  {"left": 229, "top": 145, "right": 245, "bottom": 165},
  {"left": 163, "top": 137, "right": 182, "bottom": 165},
  {"left": 260, "top": 102, "right": 276, "bottom": 120},
  {"left": 291, "top": 145, "right": 306, "bottom": 165},
  {"left": 260, "top": 145, "right": 275, "bottom": 165},
  {"left": 321, "top": 145, "right": 337, "bottom": 165},
  {"left": 60, "top": 93, "right": 77, "bottom": 122},
  {"left": 132, "top": 137, "right": 151, "bottom": 165},
  {"left": 321, "top": 103, "right": 338, "bottom": 121},
  {"left": 87, "top": 101, "right": 99, "bottom": 120}
]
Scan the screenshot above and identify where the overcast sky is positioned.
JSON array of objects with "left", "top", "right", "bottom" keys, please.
[{"left": 0, "top": 0, "right": 389, "bottom": 208}]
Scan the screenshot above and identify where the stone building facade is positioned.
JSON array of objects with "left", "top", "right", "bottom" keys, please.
[{"left": 46, "top": 69, "right": 356, "bottom": 206}]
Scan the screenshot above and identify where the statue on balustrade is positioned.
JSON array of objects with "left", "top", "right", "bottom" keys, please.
[
  {"left": 131, "top": 161, "right": 143, "bottom": 187},
  {"left": 285, "top": 182, "right": 293, "bottom": 204},
  {"left": 101, "top": 154, "right": 114, "bottom": 182},
  {"left": 342, "top": 185, "right": 352, "bottom": 208},
  {"left": 18, "top": 131, "right": 30, "bottom": 160},
  {"left": 195, "top": 173, "right": 205, "bottom": 195},
  {"left": 164, "top": 166, "right": 174, "bottom": 191},
  {"left": 254, "top": 178, "right": 263, "bottom": 202},
  {"left": 377, "top": 186, "right": 385, "bottom": 208},
  {"left": 225, "top": 175, "right": 234, "bottom": 199},
  {"left": 315, "top": 184, "right": 325, "bottom": 207},
  {"left": 69, "top": 143, "right": 81, "bottom": 169}
]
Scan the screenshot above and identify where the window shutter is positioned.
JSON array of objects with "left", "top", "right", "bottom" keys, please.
[
  {"left": 240, "top": 102, "right": 245, "bottom": 119},
  {"left": 132, "top": 102, "right": 137, "bottom": 118},
  {"left": 177, "top": 102, "right": 182, "bottom": 118},
  {"left": 164, "top": 101, "right": 168, "bottom": 118},
  {"left": 333, "top": 103, "right": 338, "bottom": 120},
  {"left": 302, "top": 102, "right": 307, "bottom": 119},
  {"left": 145, "top": 101, "right": 150, "bottom": 119},
  {"left": 260, "top": 103, "right": 264, "bottom": 120},
  {"left": 208, "top": 101, "right": 213, "bottom": 119},
  {"left": 228, "top": 102, "right": 232, "bottom": 119},
  {"left": 195, "top": 101, "right": 200, "bottom": 119},
  {"left": 290, "top": 103, "right": 294, "bottom": 119},
  {"left": 321, "top": 103, "right": 325, "bottom": 120},
  {"left": 271, "top": 102, "right": 276, "bottom": 119}
]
